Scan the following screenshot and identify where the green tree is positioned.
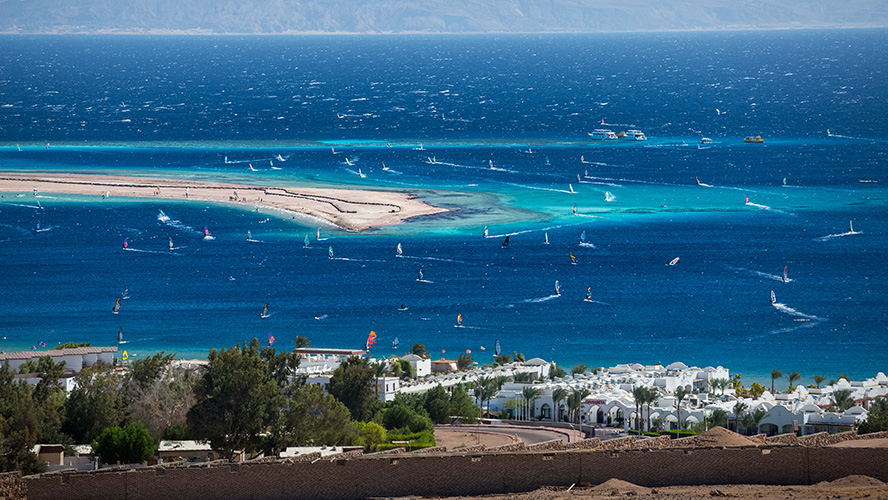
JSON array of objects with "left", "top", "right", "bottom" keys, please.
[
  {"left": 493, "top": 354, "right": 513, "bottom": 365},
  {"left": 787, "top": 372, "right": 801, "bottom": 392},
  {"left": 770, "top": 370, "right": 783, "bottom": 394},
  {"left": 293, "top": 336, "right": 312, "bottom": 348},
  {"left": 456, "top": 353, "right": 474, "bottom": 371},
  {"left": 674, "top": 387, "right": 689, "bottom": 438},
  {"left": 857, "top": 397, "right": 888, "bottom": 434},
  {"left": 52, "top": 342, "right": 90, "bottom": 350},
  {"left": 707, "top": 409, "right": 728, "bottom": 429},
  {"left": 127, "top": 364, "right": 198, "bottom": 443},
  {"left": 512, "top": 351, "right": 525, "bottom": 363},
  {"left": 832, "top": 389, "right": 854, "bottom": 411},
  {"left": 730, "top": 373, "right": 744, "bottom": 394},
  {"left": 411, "top": 344, "right": 427, "bottom": 357},
  {"left": 751, "top": 408, "right": 767, "bottom": 434},
  {"left": 571, "top": 364, "right": 588, "bottom": 375},
  {"left": 448, "top": 384, "right": 479, "bottom": 424},
  {"left": 423, "top": 385, "right": 452, "bottom": 424},
  {"left": 748, "top": 382, "right": 766, "bottom": 400},
  {"left": 732, "top": 401, "right": 748, "bottom": 432},
  {"left": 473, "top": 376, "right": 495, "bottom": 417},
  {"left": 63, "top": 362, "right": 126, "bottom": 443},
  {"left": 549, "top": 364, "right": 567, "bottom": 379},
  {"left": 642, "top": 387, "right": 659, "bottom": 432},
  {"left": 397, "top": 359, "right": 414, "bottom": 380},
  {"left": 710, "top": 378, "right": 730, "bottom": 395},
  {"left": 91, "top": 422, "right": 156, "bottom": 465},
  {"left": 328, "top": 356, "right": 378, "bottom": 422},
  {"left": 282, "top": 384, "right": 358, "bottom": 446},
  {"left": 740, "top": 413, "right": 756, "bottom": 435},
  {"left": 566, "top": 389, "right": 591, "bottom": 424},
  {"left": 551, "top": 387, "right": 569, "bottom": 422},
  {"left": 0, "top": 363, "right": 46, "bottom": 475},
  {"left": 186, "top": 339, "right": 283, "bottom": 460},
  {"left": 631, "top": 386, "right": 646, "bottom": 431},
  {"left": 127, "top": 352, "right": 175, "bottom": 390},
  {"left": 382, "top": 399, "right": 433, "bottom": 433},
  {"left": 512, "top": 371, "right": 535, "bottom": 383},
  {"left": 521, "top": 386, "right": 541, "bottom": 420},
  {"left": 837, "top": 374, "right": 851, "bottom": 383},
  {"left": 357, "top": 421, "right": 387, "bottom": 452},
  {"left": 813, "top": 375, "right": 827, "bottom": 388}
]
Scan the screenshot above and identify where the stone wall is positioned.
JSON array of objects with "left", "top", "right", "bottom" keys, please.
[
  {"left": 412, "top": 446, "right": 447, "bottom": 454},
  {"left": 562, "top": 437, "right": 600, "bottom": 450},
  {"left": 484, "top": 442, "right": 527, "bottom": 453},
  {"left": 25, "top": 447, "right": 888, "bottom": 500},
  {"left": 525, "top": 440, "right": 565, "bottom": 451},
  {"left": 765, "top": 433, "right": 799, "bottom": 445},
  {"left": 631, "top": 435, "right": 672, "bottom": 449},
  {"left": 0, "top": 472, "right": 25, "bottom": 500},
  {"left": 598, "top": 436, "right": 635, "bottom": 450}
]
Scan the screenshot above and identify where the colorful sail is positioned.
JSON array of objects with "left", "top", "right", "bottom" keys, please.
[
  {"left": 118, "top": 327, "right": 123, "bottom": 342},
  {"left": 204, "top": 225, "right": 209, "bottom": 237},
  {"left": 392, "top": 336, "right": 400, "bottom": 349},
  {"left": 328, "top": 246, "right": 334, "bottom": 259},
  {"left": 696, "top": 176, "right": 701, "bottom": 185},
  {"left": 572, "top": 203, "right": 577, "bottom": 215},
  {"left": 570, "top": 251, "right": 577, "bottom": 265},
  {"left": 417, "top": 266, "right": 424, "bottom": 281},
  {"left": 495, "top": 339, "right": 502, "bottom": 355},
  {"left": 268, "top": 331, "right": 275, "bottom": 346},
  {"left": 745, "top": 195, "right": 749, "bottom": 205},
  {"left": 555, "top": 280, "right": 561, "bottom": 296},
  {"left": 580, "top": 231, "right": 586, "bottom": 244},
  {"left": 247, "top": 230, "right": 252, "bottom": 241},
  {"left": 304, "top": 235, "right": 309, "bottom": 247},
  {"left": 668, "top": 257, "right": 680, "bottom": 266},
  {"left": 113, "top": 297, "right": 121, "bottom": 314},
  {"left": 457, "top": 313, "right": 463, "bottom": 326},
  {"left": 782, "top": 266, "right": 788, "bottom": 283},
  {"left": 850, "top": 220, "right": 854, "bottom": 232},
  {"left": 169, "top": 236, "right": 174, "bottom": 249},
  {"left": 770, "top": 290, "right": 777, "bottom": 304},
  {"left": 585, "top": 287, "right": 593, "bottom": 301},
  {"left": 366, "top": 331, "right": 377, "bottom": 350},
  {"left": 261, "top": 303, "right": 269, "bottom": 318},
  {"left": 123, "top": 238, "right": 128, "bottom": 249}
]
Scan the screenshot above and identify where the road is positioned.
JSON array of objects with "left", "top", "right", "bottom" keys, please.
[{"left": 454, "top": 425, "right": 579, "bottom": 445}]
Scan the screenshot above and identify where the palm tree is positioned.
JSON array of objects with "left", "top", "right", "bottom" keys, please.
[
  {"left": 372, "top": 361, "right": 387, "bottom": 398},
  {"left": 473, "top": 376, "right": 492, "bottom": 415},
  {"left": 566, "top": 389, "right": 591, "bottom": 424},
  {"left": 770, "top": 369, "right": 783, "bottom": 394},
  {"left": 642, "top": 387, "right": 658, "bottom": 432},
  {"left": 787, "top": 372, "right": 801, "bottom": 392},
  {"left": 551, "top": 387, "right": 569, "bottom": 422},
  {"left": 752, "top": 408, "right": 767, "bottom": 434},
  {"left": 708, "top": 409, "right": 728, "bottom": 429},
  {"left": 456, "top": 353, "right": 474, "bottom": 371},
  {"left": 521, "top": 386, "right": 541, "bottom": 420},
  {"left": 813, "top": 375, "right": 827, "bottom": 388},
  {"left": 732, "top": 401, "right": 748, "bottom": 432},
  {"left": 740, "top": 413, "right": 755, "bottom": 435},
  {"left": 631, "top": 386, "right": 647, "bottom": 431},
  {"left": 293, "top": 335, "right": 312, "bottom": 348},
  {"left": 674, "top": 387, "right": 689, "bottom": 438},
  {"left": 512, "top": 371, "right": 535, "bottom": 383},
  {"left": 710, "top": 378, "right": 729, "bottom": 395},
  {"left": 832, "top": 389, "right": 854, "bottom": 411},
  {"left": 571, "top": 364, "right": 588, "bottom": 375}
]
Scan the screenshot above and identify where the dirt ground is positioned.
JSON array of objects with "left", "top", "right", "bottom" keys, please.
[
  {"left": 374, "top": 475, "right": 888, "bottom": 500},
  {"left": 433, "top": 428, "right": 517, "bottom": 450}
]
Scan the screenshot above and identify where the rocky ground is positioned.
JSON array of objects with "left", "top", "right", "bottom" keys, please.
[{"left": 374, "top": 475, "right": 888, "bottom": 500}]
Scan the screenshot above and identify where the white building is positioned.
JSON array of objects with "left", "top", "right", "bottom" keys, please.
[
  {"left": 401, "top": 354, "right": 431, "bottom": 378},
  {"left": 0, "top": 346, "right": 118, "bottom": 373}
]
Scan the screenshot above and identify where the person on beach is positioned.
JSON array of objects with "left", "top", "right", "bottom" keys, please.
[{"left": 186, "top": 187, "right": 190, "bottom": 198}]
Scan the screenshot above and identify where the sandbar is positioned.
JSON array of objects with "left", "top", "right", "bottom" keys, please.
[{"left": 0, "top": 172, "right": 449, "bottom": 231}]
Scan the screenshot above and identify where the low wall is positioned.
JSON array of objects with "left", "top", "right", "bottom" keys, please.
[
  {"left": 0, "top": 471, "right": 25, "bottom": 500},
  {"left": 25, "top": 446, "right": 888, "bottom": 500}
]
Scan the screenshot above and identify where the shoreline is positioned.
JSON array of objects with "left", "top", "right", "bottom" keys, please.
[{"left": 0, "top": 172, "right": 450, "bottom": 232}]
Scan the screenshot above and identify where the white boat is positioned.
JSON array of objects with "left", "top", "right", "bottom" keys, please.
[
  {"left": 668, "top": 257, "right": 679, "bottom": 266},
  {"left": 605, "top": 191, "right": 615, "bottom": 202},
  {"left": 589, "top": 129, "right": 618, "bottom": 140},
  {"left": 555, "top": 280, "right": 561, "bottom": 296},
  {"left": 700, "top": 137, "right": 713, "bottom": 144},
  {"left": 623, "top": 129, "right": 647, "bottom": 141},
  {"left": 396, "top": 243, "right": 403, "bottom": 257}
]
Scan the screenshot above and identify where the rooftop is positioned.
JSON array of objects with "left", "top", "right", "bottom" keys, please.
[{"left": 0, "top": 346, "right": 118, "bottom": 361}]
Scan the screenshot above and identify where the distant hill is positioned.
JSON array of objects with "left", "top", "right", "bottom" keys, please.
[{"left": 1, "top": 0, "right": 886, "bottom": 34}]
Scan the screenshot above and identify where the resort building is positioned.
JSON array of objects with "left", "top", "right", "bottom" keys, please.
[{"left": 0, "top": 346, "right": 118, "bottom": 373}]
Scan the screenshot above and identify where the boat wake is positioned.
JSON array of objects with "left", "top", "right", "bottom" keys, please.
[
  {"left": 203, "top": 235, "right": 215, "bottom": 240},
  {"left": 746, "top": 202, "right": 772, "bottom": 210},
  {"left": 157, "top": 210, "right": 170, "bottom": 222},
  {"left": 400, "top": 255, "right": 464, "bottom": 263},
  {"left": 815, "top": 230, "right": 859, "bottom": 242},
  {"left": 583, "top": 299, "right": 609, "bottom": 305},
  {"left": 771, "top": 302, "right": 823, "bottom": 321},
  {"left": 769, "top": 302, "right": 825, "bottom": 334},
  {"left": 415, "top": 279, "right": 434, "bottom": 284},
  {"left": 727, "top": 266, "right": 792, "bottom": 283},
  {"left": 246, "top": 238, "right": 263, "bottom": 243},
  {"left": 578, "top": 242, "right": 596, "bottom": 248},
  {"left": 1, "top": 202, "right": 43, "bottom": 210},
  {"left": 503, "top": 182, "right": 575, "bottom": 194},
  {"left": 123, "top": 247, "right": 181, "bottom": 255},
  {"left": 522, "top": 294, "right": 561, "bottom": 303}
]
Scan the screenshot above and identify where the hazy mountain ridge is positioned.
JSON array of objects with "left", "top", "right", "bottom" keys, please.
[{"left": 1, "top": 0, "right": 886, "bottom": 33}]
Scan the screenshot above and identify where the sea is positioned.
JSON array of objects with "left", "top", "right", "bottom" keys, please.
[{"left": 0, "top": 30, "right": 886, "bottom": 386}]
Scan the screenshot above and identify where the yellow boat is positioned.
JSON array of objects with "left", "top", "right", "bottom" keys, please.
[{"left": 744, "top": 135, "right": 765, "bottom": 143}]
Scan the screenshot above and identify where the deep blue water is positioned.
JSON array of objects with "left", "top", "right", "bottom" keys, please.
[{"left": 0, "top": 31, "right": 886, "bottom": 385}]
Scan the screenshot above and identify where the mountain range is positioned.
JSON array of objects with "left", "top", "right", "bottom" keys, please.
[{"left": 1, "top": 0, "right": 886, "bottom": 34}]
